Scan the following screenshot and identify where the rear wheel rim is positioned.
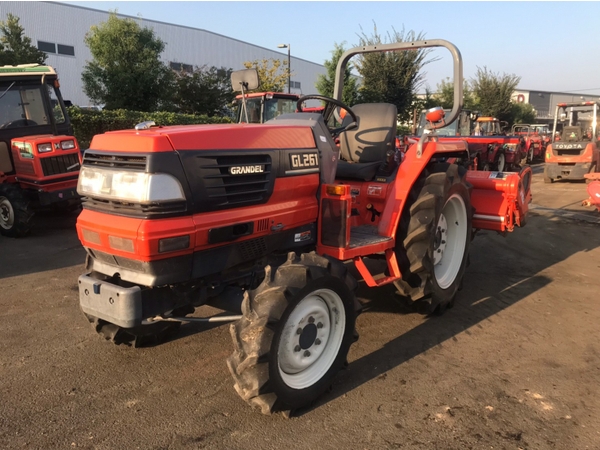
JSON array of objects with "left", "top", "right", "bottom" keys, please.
[
  {"left": 0, "top": 196, "right": 14, "bottom": 230},
  {"left": 277, "top": 288, "right": 346, "bottom": 389},
  {"left": 434, "top": 193, "right": 468, "bottom": 289}
]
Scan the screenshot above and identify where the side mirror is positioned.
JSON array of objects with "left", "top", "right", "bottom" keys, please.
[{"left": 231, "top": 69, "right": 260, "bottom": 92}]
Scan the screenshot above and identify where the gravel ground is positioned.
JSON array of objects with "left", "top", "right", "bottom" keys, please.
[{"left": 1, "top": 165, "right": 599, "bottom": 449}]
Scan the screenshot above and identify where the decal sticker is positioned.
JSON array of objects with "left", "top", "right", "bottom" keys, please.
[
  {"left": 229, "top": 165, "right": 265, "bottom": 175},
  {"left": 488, "top": 171, "right": 508, "bottom": 179},
  {"left": 320, "top": 135, "right": 327, "bottom": 143},
  {"left": 294, "top": 230, "right": 312, "bottom": 242},
  {"left": 289, "top": 152, "right": 319, "bottom": 169},
  {"left": 367, "top": 185, "right": 383, "bottom": 196},
  {"left": 554, "top": 143, "right": 584, "bottom": 150}
]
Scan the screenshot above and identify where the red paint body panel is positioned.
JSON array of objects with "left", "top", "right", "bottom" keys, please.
[
  {"left": 78, "top": 175, "right": 319, "bottom": 261},
  {"left": 10, "top": 134, "right": 81, "bottom": 189},
  {"left": 91, "top": 124, "right": 316, "bottom": 152}
]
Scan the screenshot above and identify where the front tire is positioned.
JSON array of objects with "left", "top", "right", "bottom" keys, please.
[
  {"left": 227, "top": 252, "right": 357, "bottom": 415},
  {"left": 495, "top": 152, "right": 506, "bottom": 172},
  {"left": 0, "top": 184, "right": 34, "bottom": 237},
  {"left": 394, "top": 164, "right": 472, "bottom": 314}
]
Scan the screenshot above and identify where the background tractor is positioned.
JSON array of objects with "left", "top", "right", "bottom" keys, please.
[
  {"left": 0, "top": 64, "right": 81, "bottom": 237},
  {"left": 75, "top": 40, "right": 531, "bottom": 416},
  {"left": 512, "top": 124, "right": 548, "bottom": 163},
  {"left": 412, "top": 110, "right": 525, "bottom": 172}
]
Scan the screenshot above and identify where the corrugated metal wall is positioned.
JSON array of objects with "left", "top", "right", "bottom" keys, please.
[{"left": 0, "top": 1, "right": 326, "bottom": 106}]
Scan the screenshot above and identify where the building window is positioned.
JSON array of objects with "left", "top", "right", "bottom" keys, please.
[
  {"left": 57, "top": 44, "right": 75, "bottom": 56},
  {"left": 38, "top": 41, "right": 56, "bottom": 53},
  {"left": 291, "top": 81, "right": 301, "bottom": 89},
  {"left": 169, "top": 62, "right": 193, "bottom": 74}
]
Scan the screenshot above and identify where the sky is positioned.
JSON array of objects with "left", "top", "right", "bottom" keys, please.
[{"left": 62, "top": 1, "right": 600, "bottom": 96}]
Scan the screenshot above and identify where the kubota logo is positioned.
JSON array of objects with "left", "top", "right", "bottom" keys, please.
[{"left": 229, "top": 165, "right": 265, "bottom": 175}]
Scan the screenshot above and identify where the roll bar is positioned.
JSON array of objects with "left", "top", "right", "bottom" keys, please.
[{"left": 333, "top": 39, "right": 463, "bottom": 131}]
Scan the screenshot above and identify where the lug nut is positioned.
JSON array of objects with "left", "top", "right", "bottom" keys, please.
[
  {"left": 303, "top": 350, "right": 311, "bottom": 357},
  {"left": 317, "top": 322, "right": 323, "bottom": 329},
  {"left": 315, "top": 339, "right": 321, "bottom": 345},
  {"left": 437, "top": 249, "right": 441, "bottom": 253},
  {"left": 296, "top": 328, "right": 302, "bottom": 335},
  {"left": 294, "top": 345, "right": 301, "bottom": 352},
  {"left": 308, "top": 316, "right": 315, "bottom": 323},
  {"left": 441, "top": 240, "right": 446, "bottom": 244}
]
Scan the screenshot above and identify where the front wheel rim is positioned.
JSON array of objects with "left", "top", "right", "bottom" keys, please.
[
  {"left": 498, "top": 154, "right": 505, "bottom": 172},
  {"left": 434, "top": 193, "right": 468, "bottom": 289},
  {"left": 277, "top": 288, "right": 346, "bottom": 389},
  {"left": 0, "top": 196, "right": 14, "bottom": 230}
]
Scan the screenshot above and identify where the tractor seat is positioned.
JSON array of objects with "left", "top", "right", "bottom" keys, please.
[
  {"left": 562, "top": 126, "right": 582, "bottom": 142},
  {"left": 336, "top": 103, "right": 397, "bottom": 181}
]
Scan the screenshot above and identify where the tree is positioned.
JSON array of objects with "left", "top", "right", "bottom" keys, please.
[
  {"left": 172, "top": 66, "right": 234, "bottom": 116},
  {"left": 355, "top": 25, "right": 433, "bottom": 122},
  {"left": 434, "top": 78, "right": 479, "bottom": 111},
  {"left": 242, "top": 58, "right": 290, "bottom": 93},
  {"left": 81, "top": 13, "right": 175, "bottom": 111},
  {"left": 470, "top": 66, "right": 520, "bottom": 123},
  {"left": 0, "top": 14, "right": 46, "bottom": 66},
  {"left": 315, "top": 42, "right": 359, "bottom": 106},
  {"left": 510, "top": 102, "right": 536, "bottom": 125}
]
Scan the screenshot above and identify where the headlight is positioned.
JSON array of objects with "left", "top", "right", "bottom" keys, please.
[
  {"left": 77, "top": 167, "right": 185, "bottom": 203},
  {"left": 38, "top": 143, "right": 52, "bottom": 153},
  {"left": 61, "top": 140, "right": 76, "bottom": 150}
]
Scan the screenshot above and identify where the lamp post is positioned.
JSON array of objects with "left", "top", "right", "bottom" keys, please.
[{"left": 277, "top": 43, "right": 291, "bottom": 93}]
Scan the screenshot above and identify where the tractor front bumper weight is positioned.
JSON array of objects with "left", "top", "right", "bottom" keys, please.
[{"left": 78, "top": 274, "right": 142, "bottom": 328}]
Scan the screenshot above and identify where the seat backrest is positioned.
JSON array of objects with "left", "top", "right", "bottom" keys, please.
[
  {"left": 563, "top": 126, "right": 582, "bottom": 142},
  {"left": 0, "top": 142, "right": 13, "bottom": 173},
  {"left": 339, "top": 103, "right": 397, "bottom": 163}
]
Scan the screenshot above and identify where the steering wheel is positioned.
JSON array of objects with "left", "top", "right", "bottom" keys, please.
[
  {"left": 296, "top": 95, "right": 358, "bottom": 138},
  {"left": 0, "top": 119, "right": 38, "bottom": 129}
]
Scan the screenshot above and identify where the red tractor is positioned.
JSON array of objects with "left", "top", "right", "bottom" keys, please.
[
  {"left": 412, "top": 111, "right": 525, "bottom": 172},
  {"left": 544, "top": 101, "right": 600, "bottom": 183},
  {"left": 0, "top": 64, "right": 82, "bottom": 237},
  {"left": 512, "top": 124, "right": 547, "bottom": 163},
  {"left": 75, "top": 40, "right": 532, "bottom": 415}
]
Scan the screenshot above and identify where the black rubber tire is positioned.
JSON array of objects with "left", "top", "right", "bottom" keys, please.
[
  {"left": 495, "top": 152, "right": 506, "bottom": 172},
  {"left": 394, "top": 163, "right": 472, "bottom": 315},
  {"left": 85, "top": 313, "right": 184, "bottom": 348},
  {"left": 227, "top": 251, "right": 358, "bottom": 415},
  {"left": 0, "top": 184, "right": 34, "bottom": 237},
  {"left": 543, "top": 166, "right": 553, "bottom": 184}
]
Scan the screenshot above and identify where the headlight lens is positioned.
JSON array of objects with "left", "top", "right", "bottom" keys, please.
[
  {"left": 38, "top": 143, "right": 52, "bottom": 153},
  {"left": 61, "top": 140, "right": 76, "bottom": 150},
  {"left": 77, "top": 167, "right": 185, "bottom": 203}
]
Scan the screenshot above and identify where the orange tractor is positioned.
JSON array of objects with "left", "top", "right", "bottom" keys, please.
[
  {"left": 75, "top": 40, "right": 531, "bottom": 415},
  {"left": 0, "top": 64, "right": 82, "bottom": 237}
]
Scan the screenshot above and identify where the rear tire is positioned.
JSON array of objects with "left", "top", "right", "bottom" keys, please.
[
  {"left": 394, "top": 164, "right": 472, "bottom": 315},
  {"left": 0, "top": 184, "right": 33, "bottom": 237},
  {"left": 543, "top": 166, "right": 554, "bottom": 184},
  {"left": 227, "top": 252, "right": 357, "bottom": 415}
]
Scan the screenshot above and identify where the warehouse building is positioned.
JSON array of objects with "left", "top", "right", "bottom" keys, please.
[
  {"left": 0, "top": 1, "right": 327, "bottom": 107},
  {"left": 512, "top": 89, "right": 600, "bottom": 124}
]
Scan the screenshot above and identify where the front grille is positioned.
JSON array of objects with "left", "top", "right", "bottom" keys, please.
[
  {"left": 40, "top": 153, "right": 80, "bottom": 176},
  {"left": 238, "top": 237, "right": 268, "bottom": 260},
  {"left": 199, "top": 155, "right": 272, "bottom": 208},
  {"left": 84, "top": 152, "right": 147, "bottom": 170}
]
